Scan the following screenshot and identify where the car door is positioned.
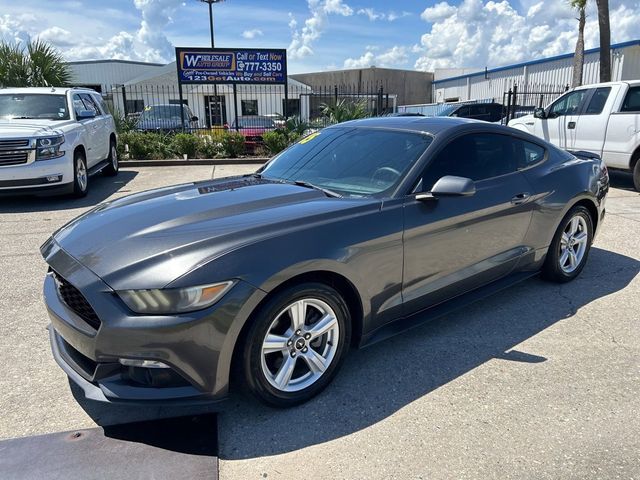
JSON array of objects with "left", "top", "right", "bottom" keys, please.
[
  {"left": 535, "top": 89, "right": 589, "bottom": 149},
  {"left": 571, "top": 87, "right": 614, "bottom": 157},
  {"left": 72, "top": 93, "right": 100, "bottom": 166},
  {"left": 402, "top": 132, "right": 534, "bottom": 315},
  {"left": 81, "top": 93, "right": 109, "bottom": 161}
]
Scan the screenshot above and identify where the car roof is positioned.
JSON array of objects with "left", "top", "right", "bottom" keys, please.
[
  {"left": 333, "top": 116, "right": 490, "bottom": 135},
  {"left": 0, "top": 87, "right": 96, "bottom": 95}
]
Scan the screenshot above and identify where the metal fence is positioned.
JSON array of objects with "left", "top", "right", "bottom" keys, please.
[
  {"left": 103, "top": 82, "right": 398, "bottom": 133},
  {"left": 502, "top": 83, "right": 569, "bottom": 124}
]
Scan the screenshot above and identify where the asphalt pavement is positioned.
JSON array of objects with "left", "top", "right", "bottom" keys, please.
[{"left": 0, "top": 167, "right": 638, "bottom": 480}]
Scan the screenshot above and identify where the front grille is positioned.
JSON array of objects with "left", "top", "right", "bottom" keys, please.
[
  {"left": 0, "top": 151, "right": 28, "bottom": 166},
  {"left": 0, "top": 139, "right": 29, "bottom": 149},
  {"left": 52, "top": 271, "right": 101, "bottom": 330}
]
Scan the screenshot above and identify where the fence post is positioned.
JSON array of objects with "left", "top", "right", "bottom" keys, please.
[
  {"left": 284, "top": 81, "right": 289, "bottom": 119},
  {"left": 334, "top": 85, "right": 338, "bottom": 105},
  {"left": 505, "top": 88, "right": 513, "bottom": 125},
  {"left": 178, "top": 83, "right": 185, "bottom": 133},
  {"left": 233, "top": 84, "right": 239, "bottom": 132},
  {"left": 121, "top": 85, "right": 128, "bottom": 117},
  {"left": 377, "top": 86, "right": 383, "bottom": 116}
]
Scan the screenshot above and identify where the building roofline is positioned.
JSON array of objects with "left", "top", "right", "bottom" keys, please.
[
  {"left": 292, "top": 66, "right": 430, "bottom": 76},
  {"left": 66, "top": 59, "right": 166, "bottom": 67},
  {"left": 433, "top": 39, "right": 640, "bottom": 85}
]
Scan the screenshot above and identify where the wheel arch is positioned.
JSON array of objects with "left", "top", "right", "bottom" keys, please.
[
  {"left": 73, "top": 144, "right": 86, "bottom": 159},
  {"left": 229, "top": 269, "right": 365, "bottom": 387},
  {"left": 631, "top": 144, "right": 640, "bottom": 171}
]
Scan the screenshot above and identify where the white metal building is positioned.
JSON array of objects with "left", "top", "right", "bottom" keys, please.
[
  {"left": 67, "top": 60, "right": 167, "bottom": 93},
  {"left": 433, "top": 39, "right": 640, "bottom": 103}
]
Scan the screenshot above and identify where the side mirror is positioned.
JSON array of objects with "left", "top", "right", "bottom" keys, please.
[
  {"left": 416, "top": 175, "right": 476, "bottom": 201},
  {"left": 191, "top": 116, "right": 199, "bottom": 122},
  {"left": 533, "top": 107, "right": 546, "bottom": 119},
  {"left": 76, "top": 110, "right": 95, "bottom": 120}
]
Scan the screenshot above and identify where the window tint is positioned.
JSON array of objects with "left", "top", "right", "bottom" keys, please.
[
  {"left": 621, "top": 86, "right": 640, "bottom": 112},
  {"left": 584, "top": 87, "right": 611, "bottom": 114},
  {"left": 262, "top": 127, "right": 432, "bottom": 197},
  {"left": 452, "top": 105, "right": 469, "bottom": 117},
  {"left": 72, "top": 94, "right": 86, "bottom": 116},
  {"left": 548, "top": 90, "right": 588, "bottom": 117},
  {"left": 422, "top": 133, "right": 527, "bottom": 190},
  {"left": 521, "top": 140, "right": 546, "bottom": 167}
]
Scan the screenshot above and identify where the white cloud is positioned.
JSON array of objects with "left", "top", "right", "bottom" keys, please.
[
  {"left": 357, "top": 8, "right": 411, "bottom": 21},
  {"left": 39, "top": 26, "right": 75, "bottom": 48},
  {"left": 414, "top": 0, "right": 640, "bottom": 71},
  {"left": 242, "top": 28, "right": 263, "bottom": 39},
  {"left": 344, "top": 45, "right": 409, "bottom": 68},
  {"left": 288, "top": 0, "right": 353, "bottom": 60}
]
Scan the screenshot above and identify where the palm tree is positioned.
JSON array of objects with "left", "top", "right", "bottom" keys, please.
[
  {"left": 595, "top": 0, "right": 611, "bottom": 82},
  {"left": 320, "top": 98, "right": 370, "bottom": 124},
  {"left": 0, "top": 39, "right": 71, "bottom": 88},
  {"left": 570, "top": 0, "right": 587, "bottom": 87}
]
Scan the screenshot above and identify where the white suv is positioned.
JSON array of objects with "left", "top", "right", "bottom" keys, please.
[{"left": 0, "top": 87, "right": 118, "bottom": 197}]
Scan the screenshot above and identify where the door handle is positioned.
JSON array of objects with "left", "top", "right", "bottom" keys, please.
[
  {"left": 567, "top": 121, "right": 576, "bottom": 129},
  {"left": 511, "top": 193, "right": 530, "bottom": 205}
]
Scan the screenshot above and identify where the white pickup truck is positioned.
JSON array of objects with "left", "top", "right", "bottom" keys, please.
[
  {"left": 0, "top": 87, "right": 118, "bottom": 197},
  {"left": 509, "top": 81, "right": 640, "bottom": 191}
]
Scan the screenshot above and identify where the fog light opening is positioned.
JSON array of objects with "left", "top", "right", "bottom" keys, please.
[{"left": 118, "top": 358, "right": 170, "bottom": 369}]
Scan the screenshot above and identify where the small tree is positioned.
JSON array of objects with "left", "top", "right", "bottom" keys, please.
[
  {"left": 570, "top": 0, "right": 587, "bottom": 87},
  {"left": 0, "top": 39, "right": 72, "bottom": 88}
]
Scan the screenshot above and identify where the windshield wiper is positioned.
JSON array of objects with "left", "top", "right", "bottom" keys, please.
[{"left": 293, "top": 180, "right": 342, "bottom": 198}]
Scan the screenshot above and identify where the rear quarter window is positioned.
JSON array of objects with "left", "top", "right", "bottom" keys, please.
[{"left": 621, "top": 86, "right": 640, "bottom": 112}]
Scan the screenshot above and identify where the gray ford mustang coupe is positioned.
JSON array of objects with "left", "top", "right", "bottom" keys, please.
[{"left": 42, "top": 117, "right": 608, "bottom": 408}]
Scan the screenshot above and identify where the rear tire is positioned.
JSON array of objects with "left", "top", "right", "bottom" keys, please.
[
  {"left": 633, "top": 158, "right": 640, "bottom": 192},
  {"left": 72, "top": 151, "right": 89, "bottom": 198},
  {"left": 541, "top": 205, "right": 593, "bottom": 283},
  {"left": 243, "top": 283, "right": 351, "bottom": 408},
  {"left": 102, "top": 138, "right": 119, "bottom": 177}
]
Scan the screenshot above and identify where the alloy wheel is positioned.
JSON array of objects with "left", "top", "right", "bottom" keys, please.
[
  {"left": 260, "top": 298, "right": 340, "bottom": 393},
  {"left": 76, "top": 158, "right": 88, "bottom": 192},
  {"left": 559, "top": 215, "right": 588, "bottom": 273}
]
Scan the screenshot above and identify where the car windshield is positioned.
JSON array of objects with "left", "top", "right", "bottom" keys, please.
[
  {"left": 235, "top": 117, "right": 276, "bottom": 128},
  {"left": 260, "top": 127, "right": 432, "bottom": 197},
  {"left": 436, "top": 105, "right": 459, "bottom": 117},
  {"left": 0, "top": 94, "right": 70, "bottom": 120},
  {"left": 140, "top": 105, "right": 185, "bottom": 121}
]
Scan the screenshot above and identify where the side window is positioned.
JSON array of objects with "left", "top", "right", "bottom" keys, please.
[
  {"left": 92, "top": 94, "right": 109, "bottom": 115},
  {"left": 72, "top": 94, "right": 85, "bottom": 116},
  {"left": 241, "top": 100, "right": 259, "bottom": 116},
  {"left": 80, "top": 94, "right": 99, "bottom": 115},
  {"left": 519, "top": 140, "right": 546, "bottom": 168},
  {"left": 548, "top": 90, "right": 588, "bottom": 117},
  {"left": 584, "top": 87, "right": 611, "bottom": 115},
  {"left": 621, "top": 86, "right": 640, "bottom": 112},
  {"left": 421, "top": 133, "right": 521, "bottom": 190}
]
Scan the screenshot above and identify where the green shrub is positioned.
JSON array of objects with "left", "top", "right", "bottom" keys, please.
[
  {"left": 119, "top": 131, "right": 175, "bottom": 160},
  {"left": 198, "top": 139, "right": 221, "bottom": 158},
  {"left": 262, "top": 130, "right": 290, "bottom": 155},
  {"left": 171, "top": 133, "right": 203, "bottom": 159},
  {"left": 220, "top": 131, "right": 246, "bottom": 158}
]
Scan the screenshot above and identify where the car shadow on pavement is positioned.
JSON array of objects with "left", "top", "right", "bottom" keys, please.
[
  {"left": 217, "top": 246, "right": 639, "bottom": 460},
  {"left": 0, "top": 170, "right": 138, "bottom": 213},
  {"left": 608, "top": 170, "right": 637, "bottom": 192},
  {"left": 67, "top": 247, "right": 638, "bottom": 458}
]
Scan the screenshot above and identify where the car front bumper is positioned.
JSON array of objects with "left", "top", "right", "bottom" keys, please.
[
  {"left": 0, "top": 151, "right": 74, "bottom": 194},
  {"left": 42, "top": 239, "right": 266, "bottom": 405}
]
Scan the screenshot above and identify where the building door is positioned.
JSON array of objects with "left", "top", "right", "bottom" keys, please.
[{"left": 205, "top": 95, "right": 227, "bottom": 127}]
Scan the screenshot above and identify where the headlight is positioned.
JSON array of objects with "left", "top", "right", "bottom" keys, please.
[
  {"left": 117, "top": 281, "right": 234, "bottom": 314},
  {"left": 36, "top": 135, "right": 65, "bottom": 160}
]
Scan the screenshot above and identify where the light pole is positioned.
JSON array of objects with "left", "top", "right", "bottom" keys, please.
[
  {"left": 197, "top": 0, "right": 225, "bottom": 127},
  {"left": 199, "top": 0, "right": 225, "bottom": 48}
]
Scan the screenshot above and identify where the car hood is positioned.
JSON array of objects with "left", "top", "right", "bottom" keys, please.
[
  {"left": 46, "top": 176, "right": 370, "bottom": 290},
  {"left": 0, "top": 120, "right": 68, "bottom": 138}
]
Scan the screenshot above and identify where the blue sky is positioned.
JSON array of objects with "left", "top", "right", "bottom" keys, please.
[{"left": 1, "top": 0, "right": 638, "bottom": 73}]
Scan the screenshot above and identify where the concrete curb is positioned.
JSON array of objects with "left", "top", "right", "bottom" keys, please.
[{"left": 120, "top": 158, "right": 269, "bottom": 167}]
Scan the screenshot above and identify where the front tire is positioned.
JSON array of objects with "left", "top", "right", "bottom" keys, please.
[
  {"left": 102, "top": 138, "right": 119, "bottom": 177},
  {"left": 243, "top": 283, "right": 351, "bottom": 408},
  {"left": 72, "top": 151, "right": 89, "bottom": 198},
  {"left": 542, "top": 205, "right": 593, "bottom": 283}
]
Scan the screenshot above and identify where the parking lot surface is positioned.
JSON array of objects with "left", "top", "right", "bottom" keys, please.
[{"left": 1, "top": 168, "right": 638, "bottom": 479}]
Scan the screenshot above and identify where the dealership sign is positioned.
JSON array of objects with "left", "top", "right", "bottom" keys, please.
[{"left": 175, "top": 47, "right": 287, "bottom": 85}]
